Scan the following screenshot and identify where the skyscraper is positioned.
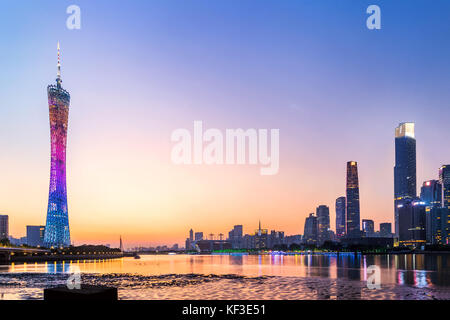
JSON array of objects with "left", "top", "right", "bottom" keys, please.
[
  {"left": 0, "top": 215, "right": 8, "bottom": 240},
  {"left": 380, "top": 223, "right": 392, "bottom": 237},
  {"left": 362, "top": 219, "right": 375, "bottom": 234},
  {"left": 303, "top": 213, "right": 318, "bottom": 244},
  {"left": 438, "top": 166, "right": 450, "bottom": 244},
  {"left": 195, "top": 232, "right": 204, "bottom": 241},
  {"left": 398, "top": 199, "right": 426, "bottom": 247},
  {"left": 254, "top": 221, "right": 268, "bottom": 249},
  {"left": 44, "top": 43, "right": 71, "bottom": 248},
  {"left": 420, "top": 179, "right": 447, "bottom": 244},
  {"left": 316, "top": 205, "right": 330, "bottom": 244},
  {"left": 346, "top": 161, "right": 360, "bottom": 236},
  {"left": 335, "top": 196, "right": 346, "bottom": 238},
  {"left": 426, "top": 207, "right": 448, "bottom": 245},
  {"left": 420, "top": 180, "right": 442, "bottom": 208},
  {"left": 394, "top": 122, "right": 417, "bottom": 237},
  {"left": 228, "top": 225, "right": 243, "bottom": 249},
  {"left": 26, "top": 226, "right": 45, "bottom": 247},
  {"left": 439, "top": 165, "right": 450, "bottom": 209}
]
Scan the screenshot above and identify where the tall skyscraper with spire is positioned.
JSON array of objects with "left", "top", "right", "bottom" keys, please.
[
  {"left": 346, "top": 161, "right": 361, "bottom": 236},
  {"left": 394, "top": 122, "right": 416, "bottom": 237},
  {"left": 44, "top": 43, "right": 71, "bottom": 247}
]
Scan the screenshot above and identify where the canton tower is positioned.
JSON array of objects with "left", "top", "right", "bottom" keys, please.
[{"left": 44, "top": 43, "right": 71, "bottom": 247}]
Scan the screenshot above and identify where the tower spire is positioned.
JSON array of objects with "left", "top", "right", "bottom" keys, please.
[{"left": 56, "top": 42, "right": 62, "bottom": 87}]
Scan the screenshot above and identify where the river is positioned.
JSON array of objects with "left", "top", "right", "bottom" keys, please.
[{"left": 0, "top": 253, "right": 449, "bottom": 300}]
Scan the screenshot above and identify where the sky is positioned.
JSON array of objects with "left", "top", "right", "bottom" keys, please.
[{"left": 1, "top": 0, "right": 450, "bottom": 248}]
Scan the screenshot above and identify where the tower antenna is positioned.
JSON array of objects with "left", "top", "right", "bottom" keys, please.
[{"left": 57, "top": 42, "right": 62, "bottom": 87}]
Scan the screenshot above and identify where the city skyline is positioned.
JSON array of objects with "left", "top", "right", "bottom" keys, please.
[{"left": 1, "top": 1, "right": 450, "bottom": 247}]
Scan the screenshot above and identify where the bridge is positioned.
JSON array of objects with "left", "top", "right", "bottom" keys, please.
[{"left": 0, "top": 247, "right": 50, "bottom": 263}]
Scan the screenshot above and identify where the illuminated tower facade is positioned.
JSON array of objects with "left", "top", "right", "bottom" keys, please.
[
  {"left": 439, "top": 165, "right": 450, "bottom": 209},
  {"left": 346, "top": 161, "right": 360, "bottom": 236},
  {"left": 316, "top": 205, "right": 330, "bottom": 244},
  {"left": 394, "top": 123, "right": 416, "bottom": 237},
  {"left": 44, "top": 43, "right": 71, "bottom": 247},
  {"left": 335, "top": 196, "right": 346, "bottom": 238}
]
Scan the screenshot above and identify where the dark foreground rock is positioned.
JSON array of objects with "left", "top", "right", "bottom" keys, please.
[{"left": 44, "top": 285, "right": 118, "bottom": 300}]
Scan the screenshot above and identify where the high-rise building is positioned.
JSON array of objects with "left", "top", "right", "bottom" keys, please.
[
  {"left": 189, "top": 229, "right": 194, "bottom": 242},
  {"left": 398, "top": 199, "right": 426, "bottom": 247},
  {"left": 303, "top": 213, "right": 318, "bottom": 244},
  {"left": 426, "top": 207, "right": 449, "bottom": 245},
  {"left": 26, "top": 226, "right": 45, "bottom": 247},
  {"left": 439, "top": 165, "right": 450, "bottom": 210},
  {"left": 44, "top": 43, "right": 71, "bottom": 248},
  {"left": 228, "top": 225, "right": 243, "bottom": 249},
  {"left": 420, "top": 179, "right": 448, "bottom": 245},
  {"left": 254, "top": 221, "right": 268, "bottom": 249},
  {"left": 0, "top": 215, "right": 8, "bottom": 240},
  {"left": 268, "top": 230, "right": 285, "bottom": 248},
  {"left": 194, "top": 232, "right": 203, "bottom": 241},
  {"left": 335, "top": 197, "right": 346, "bottom": 238},
  {"left": 380, "top": 223, "right": 392, "bottom": 237},
  {"left": 346, "top": 161, "right": 361, "bottom": 236},
  {"left": 420, "top": 180, "right": 442, "bottom": 208},
  {"left": 394, "top": 122, "right": 417, "bottom": 237},
  {"left": 362, "top": 219, "right": 375, "bottom": 234},
  {"left": 316, "top": 205, "right": 330, "bottom": 244}
]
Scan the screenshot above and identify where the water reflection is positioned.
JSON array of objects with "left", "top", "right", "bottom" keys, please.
[{"left": 0, "top": 254, "right": 449, "bottom": 289}]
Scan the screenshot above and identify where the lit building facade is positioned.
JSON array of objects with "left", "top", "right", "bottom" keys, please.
[
  {"left": 0, "top": 215, "right": 8, "bottom": 240},
  {"left": 335, "top": 196, "right": 346, "bottom": 238},
  {"left": 254, "top": 221, "right": 268, "bottom": 249},
  {"left": 26, "top": 226, "right": 45, "bottom": 247},
  {"left": 316, "top": 205, "right": 330, "bottom": 244},
  {"left": 394, "top": 123, "right": 417, "bottom": 237},
  {"left": 420, "top": 180, "right": 442, "bottom": 208},
  {"left": 303, "top": 213, "right": 318, "bottom": 244},
  {"left": 398, "top": 199, "right": 426, "bottom": 247},
  {"left": 228, "top": 225, "right": 243, "bottom": 249},
  {"left": 268, "top": 230, "right": 285, "bottom": 248},
  {"left": 426, "top": 207, "right": 449, "bottom": 245},
  {"left": 380, "top": 223, "right": 392, "bottom": 237},
  {"left": 439, "top": 165, "right": 450, "bottom": 210},
  {"left": 195, "top": 232, "right": 204, "bottom": 241},
  {"left": 346, "top": 161, "right": 361, "bottom": 236},
  {"left": 362, "top": 219, "right": 375, "bottom": 235},
  {"left": 44, "top": 44, "right": 71, "bottom": 247},
  {"left": 420, "top": 179, "right": 448, "bottom": 244}
]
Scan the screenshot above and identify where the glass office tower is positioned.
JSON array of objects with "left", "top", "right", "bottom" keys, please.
[
  {"left": 440, "top": 165, "right": 450, "bottom": 209},
  {"left": 335, "top": 196, "right": 346, "bottom": 238},
  {"left": 316, "top": 205, "right": 330, "bottom": 244},
  {"left": 346, "top": 161, "right": 360, "bottom": 236},
  {"left": 394, "top": 123, "right": 417, "bottom": 237}
]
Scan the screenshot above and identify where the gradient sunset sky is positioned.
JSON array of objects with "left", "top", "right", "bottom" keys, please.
[{"left": 1, "top": 0, "right": 450, "bottom": 247}]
